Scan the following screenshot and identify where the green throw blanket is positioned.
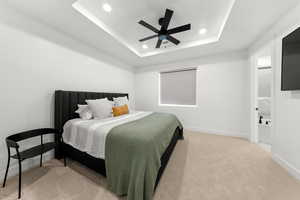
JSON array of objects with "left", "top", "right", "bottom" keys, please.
[{"left": 105, "top": 112, "right": 182, "bottom": 200}]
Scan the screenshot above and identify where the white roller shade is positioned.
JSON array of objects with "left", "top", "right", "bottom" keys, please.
[{"left": 160, "top": 69, "right": 197, "bottom": 105}]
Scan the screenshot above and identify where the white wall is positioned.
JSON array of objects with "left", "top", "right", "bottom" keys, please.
[
  {"left": 0, "top": 7, "right": 134, "bottom": 177},
  {"left": 249, "top": 2, "right": 300, "bottom": 180},
  {"left": 135, "top": 56, "right": 250, "bottom": 138}
]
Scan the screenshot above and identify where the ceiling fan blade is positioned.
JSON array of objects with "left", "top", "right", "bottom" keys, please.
[
  {"left": 167, "top": 24, "right": 191, "bottom": 35},
  {"left": 162, "top": 9, "right": 174, "bottom": 30},
  {"left": 139, "top": 20, "right": 159, "bottom": 33},
  {"left": 139, "top": 35, "right": 158, "bottom": 42},
  {"left": 156, "top": 39, "right": 162, "bottom": 48},
  {"left": 166, "top": 35, "right": 180, "bottom": 45}
]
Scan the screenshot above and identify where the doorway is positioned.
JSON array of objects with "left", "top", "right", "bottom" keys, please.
[
  {"left": 256, "top": 56, "right": 272, "bottom": 151},
  {"left": 250, "top": 45, "right": 274, "bottom": 152}
]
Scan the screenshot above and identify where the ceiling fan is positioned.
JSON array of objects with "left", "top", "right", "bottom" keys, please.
[{"left": 138, "top": 9, "right": 191, "bottom": 48}]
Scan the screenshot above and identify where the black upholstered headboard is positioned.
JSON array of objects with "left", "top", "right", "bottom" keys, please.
[{"left": 54, "top": 90, "right": 128, "bottom": 158}]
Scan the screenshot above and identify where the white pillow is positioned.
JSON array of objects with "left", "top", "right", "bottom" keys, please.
[
  {"left": 75, "top": 105, "right": 93, "bottom": 120},
  {"left": 113, "top": 96, "right": 129, "bottom": 107},
  {"left": 86, "top": 98, "right": 113, "bottom": 119}
]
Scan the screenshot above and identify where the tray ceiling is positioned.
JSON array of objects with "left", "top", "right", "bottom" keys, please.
[
  {"left": 73, "top": 0, "right": 235, "bottom": 57},
  {"left": 3, "top": 0, "right": 300, "bottom": 68}
]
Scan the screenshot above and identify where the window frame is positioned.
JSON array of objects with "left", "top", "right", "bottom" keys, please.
[{"left": 158, "top": 68, "right": 198, "bottom": 108}]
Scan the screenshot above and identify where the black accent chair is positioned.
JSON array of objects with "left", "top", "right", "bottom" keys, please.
[{"left": 2, "top": 128, "right": 66, "bottom": 199}]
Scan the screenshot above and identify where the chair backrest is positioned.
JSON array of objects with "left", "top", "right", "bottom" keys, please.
[{"left": 6, "top": 128, "right": 58, "bottom": 143}]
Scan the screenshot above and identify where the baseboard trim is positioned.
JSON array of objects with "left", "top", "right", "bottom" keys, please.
[
  {"left": 185, "top": 126, "right": 249, "bottom": 140},
  {"left": 272, "top": 153, "right": 300, "bottom": 181}
]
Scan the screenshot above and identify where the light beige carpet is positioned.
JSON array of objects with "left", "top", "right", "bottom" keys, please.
[{"left": 1, "top": 131, "right": 300, "bottom": 200}]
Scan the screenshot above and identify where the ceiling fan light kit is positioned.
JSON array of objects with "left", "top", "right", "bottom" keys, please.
[{"left": 138, "top": 8, "right": 191, "bottom": 49}]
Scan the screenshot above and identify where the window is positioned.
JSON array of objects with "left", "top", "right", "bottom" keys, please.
[{"left": 159, "top": 68, "right": 197, "bottom": 106}]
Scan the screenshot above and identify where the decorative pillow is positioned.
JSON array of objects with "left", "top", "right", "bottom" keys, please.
[
  {"left": 112, "top": 105, "right": 129, "bottom": 117},
  {"left": 113, "top": 96, "right": 129, "bottom": 107},
  {"left": 75, "top": 105, "right": 93, "bottom": 120},
  {"left": 86, "top": 98, "right": 113, "bottom": 119}
]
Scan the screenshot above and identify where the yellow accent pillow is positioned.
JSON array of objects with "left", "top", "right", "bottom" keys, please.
[{"left": 112, "top": 104, "right": 129, "bottom": 117}]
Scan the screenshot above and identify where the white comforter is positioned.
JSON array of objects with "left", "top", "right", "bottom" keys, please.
[{"left": 62, "top": 111, "right": 152, "bottom": 159}]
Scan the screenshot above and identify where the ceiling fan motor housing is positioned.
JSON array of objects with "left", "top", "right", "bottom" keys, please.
[
  {"left": 158, "top": 17, "right": 165, "bottom": 26},
  {"left": 158, "top": 29, "right": 168, "bottom": 40}
]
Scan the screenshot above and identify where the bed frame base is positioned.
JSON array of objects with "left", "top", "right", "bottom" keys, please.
[{"left": 63, "top": 127, "right": 183, "bottom": 188}]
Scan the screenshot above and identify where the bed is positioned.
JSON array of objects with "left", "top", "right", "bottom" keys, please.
[{"left": 54, "top": 90, "right": 183, "bottom": 200}]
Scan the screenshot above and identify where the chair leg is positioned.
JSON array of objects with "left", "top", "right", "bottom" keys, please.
[
  {"left": 2, "top": 156, "right": 10, "bottom": 187},
  {"left": 18, "top": 159, "right": 22, "bottom": 199},
  {"left": 40, "top": 153, "right": 43, "bottom": 167}
]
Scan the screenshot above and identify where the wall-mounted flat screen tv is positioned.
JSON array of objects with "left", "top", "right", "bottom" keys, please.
[{"left": 282, "top": 27, "right": 300, "bottom": 91}]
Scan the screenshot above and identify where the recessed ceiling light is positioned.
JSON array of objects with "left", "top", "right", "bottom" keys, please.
[
  {"left": 142, "top": 44, "right": 148, "bottom": 49},
  {"left": 102, "top": 3, "right": 112, "bottom": 12},
  {"left": 199, "top": 28, "right": 207, "bottom": 35}
]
